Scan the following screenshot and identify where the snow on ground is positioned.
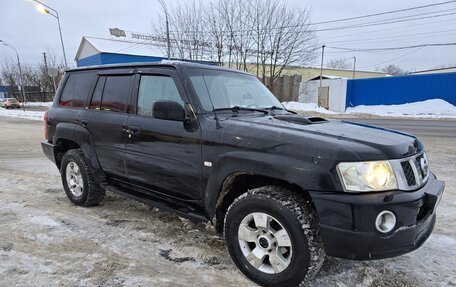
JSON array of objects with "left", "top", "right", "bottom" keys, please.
[
  {"left": 23, "top": 102, "right": 53, "bottom": 108},
  {"left": 1, "top": 115, "right": 456, "bottom": 287},
  {"left": 0, "top": 108, "right": 45, "bottom": 121},
  {"left": 283, "top": 99, "right": 456, "bottom": 118},
  {"left": 346, "top": 99, "right": 456, "bottom": 118},
  {"left": 282, "top": 101, "right": 338, "bottom": 114}
]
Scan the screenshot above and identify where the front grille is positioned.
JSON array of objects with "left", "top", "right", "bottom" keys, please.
[
  {"left": 401, "top": 161, "right": 416, "bottom": 186},
  {"left": 398, "top": 152, "right": 429, "bottom": 189}
]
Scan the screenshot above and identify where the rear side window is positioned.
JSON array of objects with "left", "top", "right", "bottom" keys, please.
[
  {"left": 59, "top": 72, "right": 95, "bottom": 108},
  {"left": 100, "top": 76, "right": 132, "bottom": 113},
  {"left": 137, "top": 75, "right": 183, "bottom": 117}
]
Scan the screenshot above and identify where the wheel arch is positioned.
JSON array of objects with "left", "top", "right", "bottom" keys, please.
[
  {"left": 211, "top": 172, "right": 314, "bottom": 233},
  {"left": 53, "top": 123, "right": 105, "bottom": 182},
  {"left": 204, "top": 152, "right": 331, "bottom": 233}
]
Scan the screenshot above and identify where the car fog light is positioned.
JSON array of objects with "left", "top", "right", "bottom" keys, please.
[{"left": 375, "top": 211, "right": 396, "bottom": 233}]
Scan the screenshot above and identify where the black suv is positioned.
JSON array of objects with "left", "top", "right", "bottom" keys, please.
[{"left": 42, "top": 62, "right": 445, "bottom": 287}]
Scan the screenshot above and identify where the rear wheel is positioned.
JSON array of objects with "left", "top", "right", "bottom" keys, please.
[
  {"left": 60, "top": 149, "right": 105, "bottom": 206},
  {"left": 224, "top": 186, "right": 324, "bottom": 287}
]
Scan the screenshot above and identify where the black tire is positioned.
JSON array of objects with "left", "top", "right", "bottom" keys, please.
[
  {"left": 224, "top": 186, "right": 324, "bottom": 287},
  {"left": 60, "top": 149, "right": 105, "bottom": 206}
]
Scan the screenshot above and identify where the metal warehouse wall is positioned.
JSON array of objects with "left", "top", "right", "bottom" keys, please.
[{"left": 345, "top": 72, "right": 456, "bottom": 108}]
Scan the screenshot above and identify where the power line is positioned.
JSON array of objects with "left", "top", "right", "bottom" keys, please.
[
  {"left": 328, "top": 42, "right": 456, "bottom": 52},
  {"left": 310, "top": 0, "right": 456, "bottom": 25},
  {"left": 357, "top": 47, "right": 425, "bottom": 69},
  {"left": 325, "top": 28, "right": 456, "bottom": 45},
  {"left": 318, "top": 17, "right": 456, "bottom": 42},
  {"left": 168, "top": 1, "right": 456, "bottom": 34},
  {"left": 313, "top": 11, "right": 456, "bottom": 32}
]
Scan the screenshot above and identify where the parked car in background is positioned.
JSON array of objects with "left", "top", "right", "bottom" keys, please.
[{"left": 1, "top": 98, "right": 21, "bottom": 109}]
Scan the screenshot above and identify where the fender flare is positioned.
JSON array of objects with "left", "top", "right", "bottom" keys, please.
[
  {"left": 54, "top": 123, "right": 105, "bottom": 182},
  {"left": 203, "top": 151, "right": 338, "bottom": 218}
]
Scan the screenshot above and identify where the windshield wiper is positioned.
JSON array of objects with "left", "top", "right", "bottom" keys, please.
[
  {"left": 213, "top": 106, "right": 269, "bottom": 114},
  {"left": 265, "top": 105, "right": 297, "bottom": 114},
  {"left": 264, "top": 106, "right": 283, "bottom": 110}
]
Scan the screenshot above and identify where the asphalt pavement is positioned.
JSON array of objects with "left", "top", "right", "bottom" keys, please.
[{"left": 336, "top": 118, "right": 456, "bottom": 138}]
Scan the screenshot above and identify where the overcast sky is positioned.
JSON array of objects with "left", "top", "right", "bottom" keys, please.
[{"left": 1, "top": 0, "right": 455, "bottom": 72}]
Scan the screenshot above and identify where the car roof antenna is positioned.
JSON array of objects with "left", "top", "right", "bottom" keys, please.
[{"left": 201, "top": 74, "right": 222, "bottom": 129}]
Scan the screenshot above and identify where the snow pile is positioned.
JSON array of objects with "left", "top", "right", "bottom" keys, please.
[
  {"left": 282, "top": 101, "right": 337, "bottom": 114},
  {"left": 346, "top": 99, "right": 456, "bottom": 118},
  {"left": 283, "top": 99, "right": 456, "bottom": 118},
  {"left": 0, "top": 108, "right": 45, "bottom": 121},
  {"left": 24, "top": 102, "right": 53, "bottom": 107}
]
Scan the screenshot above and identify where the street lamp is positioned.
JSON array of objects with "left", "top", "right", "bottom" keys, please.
[
  {"left": 157, "top": 0, "right": 171, "bottom": 60},
  {"left": 0, "top": 40, "right": 26, "bottom": 111},
  {"left": 30, "top": 0, "right": 68, "bottom": 68}
]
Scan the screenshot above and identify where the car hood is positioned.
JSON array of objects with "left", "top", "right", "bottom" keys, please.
[{"left": 225, "top": 114, "right": 423, "bottom": 160}]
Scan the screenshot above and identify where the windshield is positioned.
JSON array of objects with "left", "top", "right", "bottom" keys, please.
[
  {"left": 7, "top": 98, "right": 18, "bottom": 102},
  {"left": 189, "top": 68, "right": 283, "bottom": 112}
]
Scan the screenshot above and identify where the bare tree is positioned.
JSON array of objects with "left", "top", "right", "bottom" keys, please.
[
  {"left": 264, "top": 1, "right": 316, "bottom": 90},
  {"left": 382, "top": 64, "right": 408, "bottom": 76},
  {"left": 327, "top": 58, "right": 350, "bottom": 69},
  {"left": 1, "top": 51, "right": 64, "bottom": 101},
  {"left": 39, "top": 50, "right": 65, "bottom": 93},
  {"left": 206, "top": 1, "right": 228, "bottom": 64},
  {"left": 151, "top": 0, "right": 317, "bottom": 91},
  {"left": 1, "top": 57, "right": 21, "bottom": 98}
]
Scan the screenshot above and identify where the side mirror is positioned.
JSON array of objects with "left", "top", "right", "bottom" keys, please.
[{"left": 153, "top": 100, "right": 187, "bottom": 122}]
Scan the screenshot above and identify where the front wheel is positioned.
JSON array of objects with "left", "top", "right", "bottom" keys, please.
[{"left": 224, "top": 186, "right": 324, "bottom": 287}]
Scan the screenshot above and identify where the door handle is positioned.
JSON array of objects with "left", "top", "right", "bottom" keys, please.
[
  {"left": 76, "top": 119, "right": 89, "bottom": 127},
  {"left": 124, "top": 126, "right": 141, "bottom": 138}
]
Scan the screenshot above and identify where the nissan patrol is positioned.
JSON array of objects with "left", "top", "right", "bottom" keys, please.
[{"left": 41, "top": 62, "right": 445, "bottom": 287}]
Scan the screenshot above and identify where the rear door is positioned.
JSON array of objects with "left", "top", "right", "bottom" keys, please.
[
  {"left": 125, "top": 68, "right": 202, "bottom": 200},
  {"left": 79, "top": 69, "right": 134, "bottom": 178}
]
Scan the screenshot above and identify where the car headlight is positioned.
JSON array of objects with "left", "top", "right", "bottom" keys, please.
[{"left": 337, "top": 161, "right": 397, "bottom": 192}]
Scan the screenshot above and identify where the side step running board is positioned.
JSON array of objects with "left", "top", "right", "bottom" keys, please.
[{"left": 103, "top": 184, "right": 209, "bottom": 223}]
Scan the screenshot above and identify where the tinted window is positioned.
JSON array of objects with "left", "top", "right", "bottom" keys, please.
[
  {"left": 90, "top": 76, "right": 105, "bottom": 110},
  {"left": 100, "top": 76, "right": 132, "bottom": 113},
  {"left": 137, "top": 75, "right": 183, "bottom": 117},
  {"left": 59, "top": 72, "right": 95, "bottom": 108}
]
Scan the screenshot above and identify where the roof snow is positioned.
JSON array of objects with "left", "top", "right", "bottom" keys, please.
[{"left": 74, "top": 36, "right": 165, "bottom": 61}]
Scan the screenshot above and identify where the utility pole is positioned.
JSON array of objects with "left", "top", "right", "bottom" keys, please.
[
  {"left": 17, "top": 53, "right": 26, "bottom": 112},
  {"left": 157, "top": 0, "right": 171, "bottom": 60},
  {"left": 43, "top": 52, "right": 49, "bottom": 74},
  {"left": 166, "top": 14, "right": 170, "bottom": 60},
  {"left": 352, "top": 56, "right": 357, "bottom": 79},
  {"left": 319, "top": 45, "right": 326, "bottom": 88},
  {"left": 43, "top": 52, "right": 56, "bottom": 93}
]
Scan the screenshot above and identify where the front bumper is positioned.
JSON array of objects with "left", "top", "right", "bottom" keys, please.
[{"left": 309, "top": 173, "right": 445, "bottom": 260}]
